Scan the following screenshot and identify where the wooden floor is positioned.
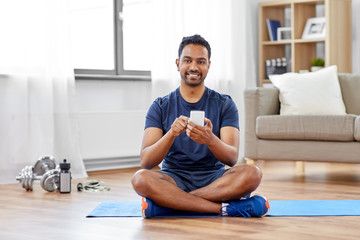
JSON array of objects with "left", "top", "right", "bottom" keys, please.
[{"left": 1, "top": 161, "right": 360, "bottom": 240}]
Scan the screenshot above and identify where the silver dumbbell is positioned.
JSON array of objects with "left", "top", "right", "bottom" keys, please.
[
  {"left": 16, "top": 156, "right": 59, "bottom": 192},
  {"left": 33, "top": 156, "right": 56, "bottom": 175},
  {"left": 16, "top": 165, "right": 40, "bottom": 191},
  {"left": 40, "top": 168, "right": 60, "bottom": 192}
]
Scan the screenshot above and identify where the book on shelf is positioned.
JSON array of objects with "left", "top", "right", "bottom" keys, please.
[{"left": 266, "top": 19, "right": 281, "bottom": 41}]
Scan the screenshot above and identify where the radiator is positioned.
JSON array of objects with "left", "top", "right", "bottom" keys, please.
[{"left": 77, "top": 111, "right": 146, "bottom": 171}]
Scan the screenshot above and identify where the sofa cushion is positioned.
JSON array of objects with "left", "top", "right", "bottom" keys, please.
[
  {"left": 355, "top": 116, "right": 360, "bottom": 141},
  {"left": 338, "top": 74, "right": 360, "bottom": 115},
  {"left": 256, "top": 115, "right": 356, "bottom": 141},
  {"left": 269, "top": 66, "right": 346, "bottom": 115}
]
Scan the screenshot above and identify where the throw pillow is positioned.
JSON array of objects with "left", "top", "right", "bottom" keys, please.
[{"left": 269, "top": 65, "right": 347, "bottom": 115}]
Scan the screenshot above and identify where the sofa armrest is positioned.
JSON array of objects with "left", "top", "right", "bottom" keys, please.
[
  {"left": 244, "top": 88, "right": 280, "bottom": 116},
  {"left": 243, "top": 88, "right": 280, "bottom": 159}
]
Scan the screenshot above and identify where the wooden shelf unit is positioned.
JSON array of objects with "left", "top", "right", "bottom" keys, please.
[{"left": 258, "top": 0, "right": 352, "bottom": 87}]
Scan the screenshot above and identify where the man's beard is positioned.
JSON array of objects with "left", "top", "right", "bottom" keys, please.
[{"left": 182, "top": 71, "right": 205, "bottom": 87}]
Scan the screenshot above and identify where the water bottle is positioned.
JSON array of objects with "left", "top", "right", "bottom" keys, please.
[{"left": 59, "top": 159, "right": 71, "bottom": 193}]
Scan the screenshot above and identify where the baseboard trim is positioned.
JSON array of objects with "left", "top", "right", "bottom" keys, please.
[{"left": 84, "top": 156, "right": 141, "bottom": 172}]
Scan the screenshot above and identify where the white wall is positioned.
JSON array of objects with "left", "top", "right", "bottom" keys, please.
[{"left": 75, "top": 80, "right": 152, "bottom": 112}]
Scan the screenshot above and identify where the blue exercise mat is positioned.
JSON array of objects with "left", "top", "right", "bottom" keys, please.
[
  {"left": 87, "top": 201, "right": 142, "bottom": 217},
  {"left": 267, "top": 200, "right": 360, "bottom": 217},
  {"left": 86, "top": 200, "right": 360, "bottom": 218},
  {"left": 86, "top": 201, "right": 217, "bottom": 218}
]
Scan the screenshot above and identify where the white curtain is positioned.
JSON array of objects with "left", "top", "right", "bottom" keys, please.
[
  {"left": 0, "top": 0, "right": 87, "bottom": 184},
  {"left": 151, "top": 0, "right": 258, "bottom": 160}
]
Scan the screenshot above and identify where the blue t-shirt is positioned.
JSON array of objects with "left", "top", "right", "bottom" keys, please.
[{"left": 145, "top": 87, "right": 239, "bottom": 171}]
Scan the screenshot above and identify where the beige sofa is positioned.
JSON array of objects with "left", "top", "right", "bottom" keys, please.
[{"left": 244, "top": 74, "right": 360, "bottom": 169}]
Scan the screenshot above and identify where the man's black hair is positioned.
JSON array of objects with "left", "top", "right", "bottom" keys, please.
[{"left": 178, "top": 34, "right": 211, "bottom": 60}]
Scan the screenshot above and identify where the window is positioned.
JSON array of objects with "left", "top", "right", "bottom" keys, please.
[{"left": 69, "top": 0, "right": 152, "bottom": 80}]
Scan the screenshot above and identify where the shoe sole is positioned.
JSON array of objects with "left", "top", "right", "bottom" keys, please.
[{"left": 142, "top": 197, "right": 150, "bottom": 219}]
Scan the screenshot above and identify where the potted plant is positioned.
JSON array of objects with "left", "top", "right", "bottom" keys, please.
[{"left": 311, "top": 58, "right": 325, "bottom": 72}]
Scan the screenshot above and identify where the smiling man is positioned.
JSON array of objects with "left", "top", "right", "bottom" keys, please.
[{"left": 131, "top": 34, "right": 269, "bottom": 218}]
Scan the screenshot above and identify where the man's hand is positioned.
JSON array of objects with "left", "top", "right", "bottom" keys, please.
[
  {"left": 170, "top": 115, "right": 189, "bottom": 137},
  {"left": 186, "top": 117, "right": 215, "bottom": 145},
  {"left": 186, "top": 118, "right": 239, "bottom": 166},
  {"left": 140, "top": 115, "right": 189, "bottom": 169}
]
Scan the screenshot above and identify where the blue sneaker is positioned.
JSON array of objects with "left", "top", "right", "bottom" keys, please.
[
  {"left": 241, "top": 193, "right": 251, "bottom": 200},
  {"left": 142, "top": 197, "right": 173, "bottom": 218},
  {"left": 222, "top": 195, "right": 270, "bottom": 218}
]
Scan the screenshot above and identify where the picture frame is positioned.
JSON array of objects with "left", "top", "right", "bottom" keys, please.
[
  {"left": 277, "top": 27, "right": 292, "bottom": 41},
  {"left": 302, "top": 17, "right": 326, "bottom": 39}
]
